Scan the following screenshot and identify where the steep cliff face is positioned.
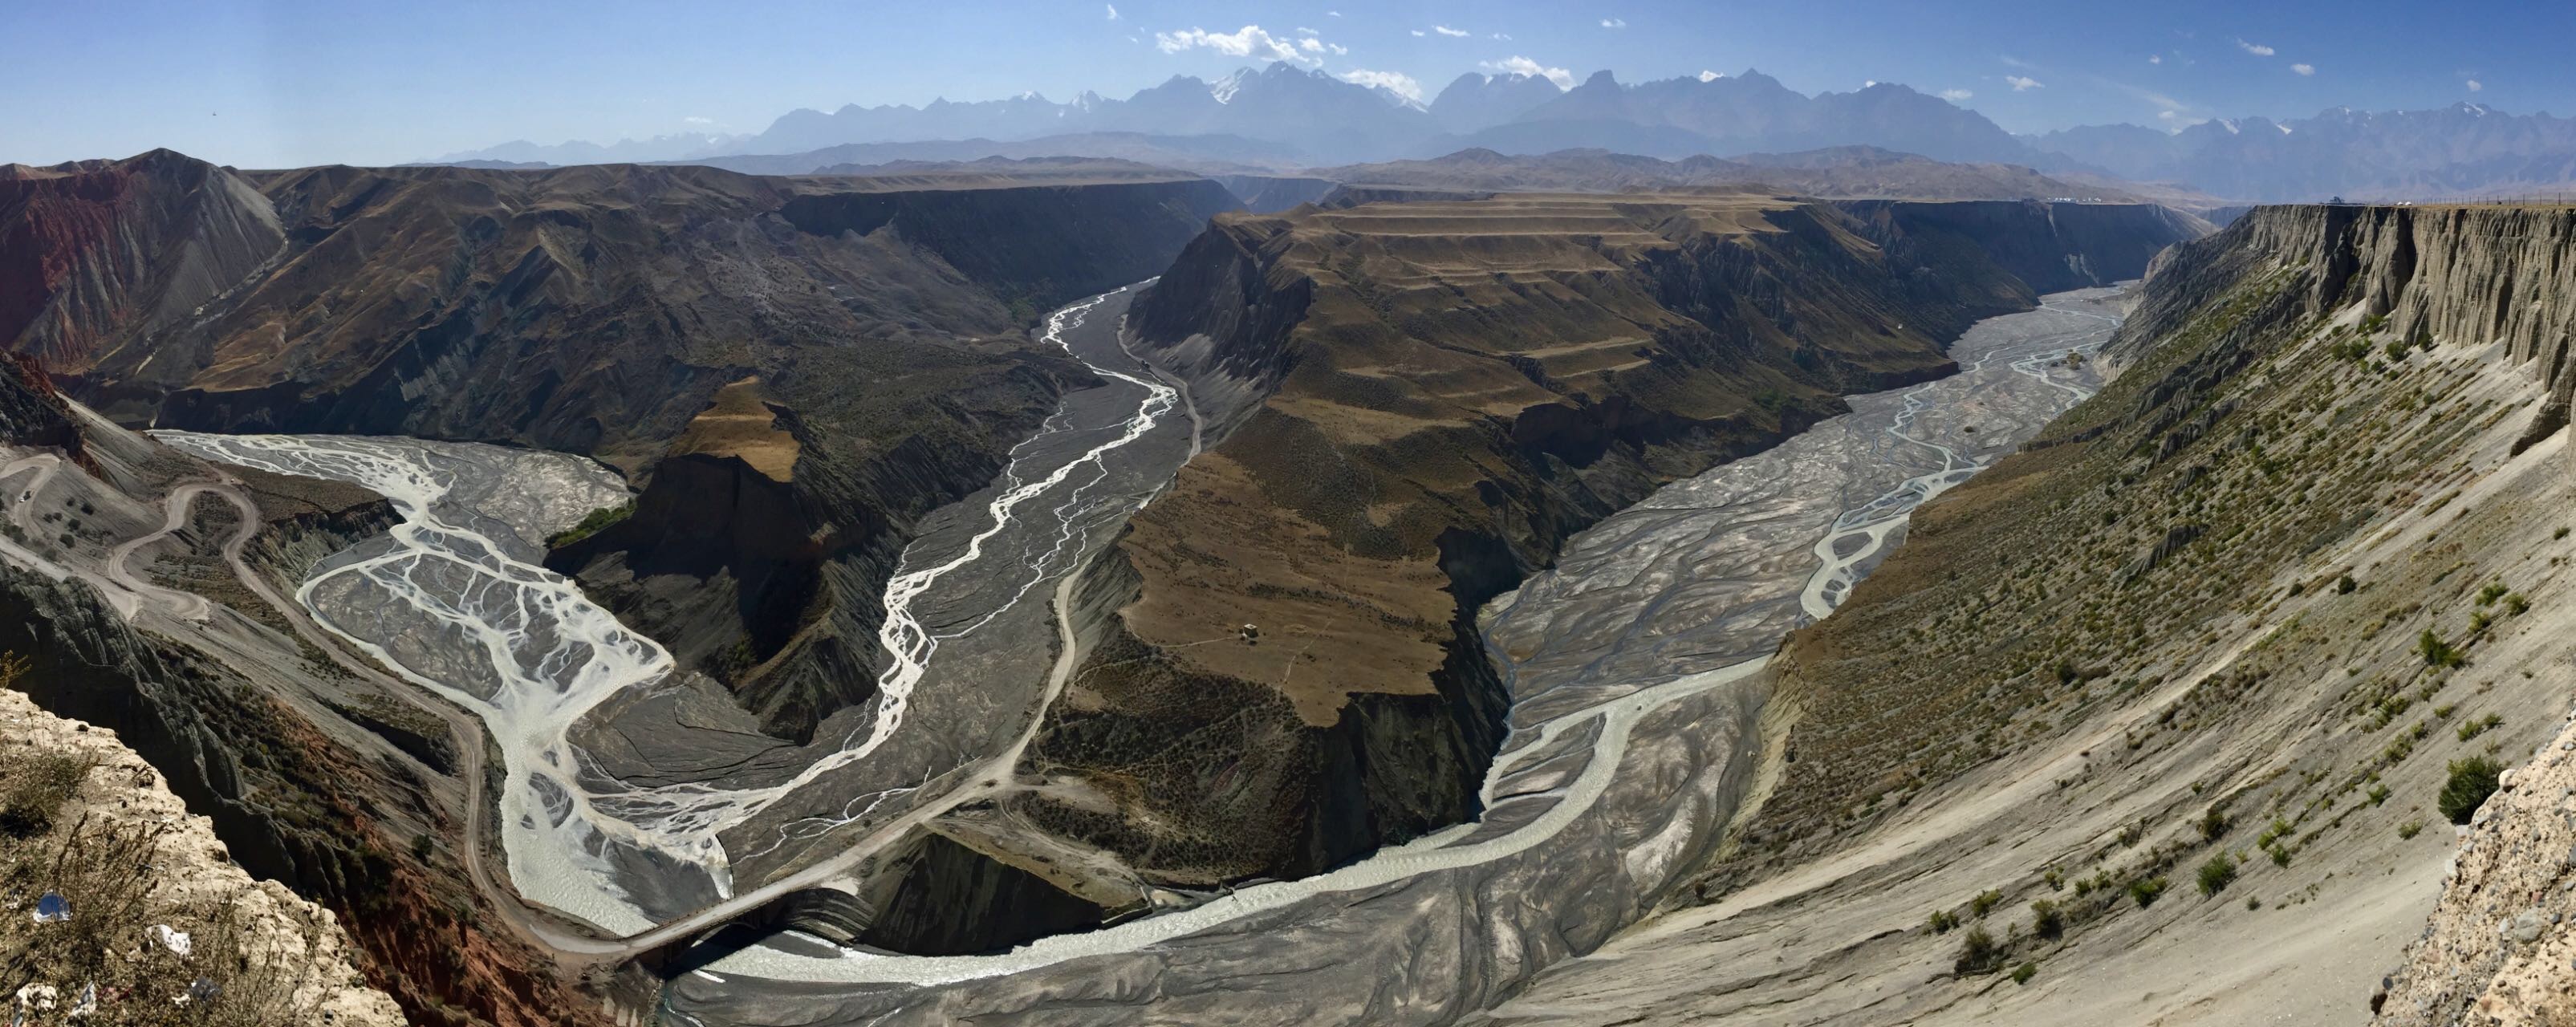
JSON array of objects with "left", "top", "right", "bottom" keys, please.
[
  {"left": 1484, "top": 202, "right": 2572, "bottom": 1026},
  {"left": 778, "top": 178, "right": 1241, "bottom": 316},
  {"left": 2118, "top": 204, "right": 2576, "bottom": 439},
  {"left": 1835, "top": 199, "right": 2216, "bottom": 295},
  {"left": 1002, "top": 193, "right": 2208, "bottom": 887},
  {"left": 0, "top": 149, "right": 283, "bottom": 370}
]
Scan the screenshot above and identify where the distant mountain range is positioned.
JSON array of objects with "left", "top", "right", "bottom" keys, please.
[
  {"left": 429, "top": 64, "right": 2576, "bottom": 203},
  {"left": 1306, "top": 146, "right": 2147, "bottom": 204},
  {"left": 2021, "top": 103, "right": 2576, "bottom": 201}
]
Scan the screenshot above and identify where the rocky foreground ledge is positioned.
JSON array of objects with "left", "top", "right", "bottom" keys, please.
[
  {"left": 2376, "top": 702, "right": 2576, "bottom": 1025},
  {"left": 0, "top": 684, "right": 400, "bottom": 1024}
]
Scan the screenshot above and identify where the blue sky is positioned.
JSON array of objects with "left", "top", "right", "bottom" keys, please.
[{"left": 5, "top": 0, "right": 2563, "bottom": 168}]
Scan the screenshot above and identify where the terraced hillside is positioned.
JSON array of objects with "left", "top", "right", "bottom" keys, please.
[
  {"left": 1476, "top": 204, "right": 2576, "bottom": 1025},
  {"left": 968, "top": 193, "right": 2204, "bottom": 896}
]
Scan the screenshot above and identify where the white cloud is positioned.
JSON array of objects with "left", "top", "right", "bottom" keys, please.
[
  {"left": 1492, "top": 32, "right": 1510, "bottom": 39},
  {"left": 1863, "top": 80, "right": 1877, "bottom": 88},
  {"left": 684, "top": 116, "right": 715, "bottom": 124},
  {"left": 1340, "top": 68, "right": 1425, "bottom": 102},
  {"left": 1433, "top": 25, "right": 1469, "bottom": 37},
  {"left": 1327, "top": 10, "right": 1341, "bottom": 15},
  {"left": 1298, "top": 37, "right": 1322, "bottom": 51},
  {"left": 1328, "top": 43, "right": 1347, "bottom": 55},
  {"left": 1297, "top": 26, "right": 1317, "bottom": 35},
  {"left": 1105, "top": 3, "right": 1118, "bottom": 19},
  {"left": 1410, "top": 29, "right": 1424, "bottom": 36},
  {"left": 2290, "top": 63, "right": 2314, "bottom": 75},
  {"left": 1154, "top": 26, "right": 1318, "bottom": 65},
  {"left": 1699, "top": 70, "right": 1722, "bottom": 82},
  {"left": 2005, "top": 75, "right": 2042, "bottom": 91},
  {"left": 1938, "top": 88, "right": 1973, "bottom": 101},
  {"left": 1482, "top": 55, "right": 1575, "bottom": 90},
  {"left": 2236, "top": 39, "right": 2275, "bottom": 56},
  {"left": 1600, "top": 18, "right": 1626, "bottom": 27},
  {"left": 2468, "top": 79, "right": 2484, "bottom": 92},
  {"left": 2148, "top": 53, "right": 2162, "bottom": 64}
]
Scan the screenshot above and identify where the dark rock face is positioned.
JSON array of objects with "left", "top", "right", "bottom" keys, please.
[
  {"left": 778, "top": 179, "right": 1241, "bottom": 315},
  {"left": 1213, "top": 175, "right": 1339, "bottom": 213},
  {"left": 1835, "top": 199, "right": 2216, "bottom": 295},
  {"left": 858, "top": 834, "right": 1107, "bottom": 956}
]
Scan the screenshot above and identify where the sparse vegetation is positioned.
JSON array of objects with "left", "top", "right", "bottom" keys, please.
[
  {"left": 0, "top": 750, "right": 94, "bottom": 836},
  {"left": 546, "top": 501, "right": 634, "bottom": 548},
  {"left": 1969, "top": 888, "right": 2002, "bottom": 918},
  {"left": 2128, "top": 876, "right": 2168, "bottom": 908},
  {"left": 2030, "top": 899, "right": 2063, "bottom": 940},
  {"left": 1928, "top": 909, "right": 1960, "bottom": 934},
  {"left": 2398, "top": 819, "right": 2425, "bottom": 840},
  {"left": 2439, "top": 756, "right": 2505, "bottom": 824},
  {"left": 2010, "top": 961, "right": 2038, "bottom": 985},
  {"left": 0, "top": 699, "right": 339, "bottom": 1023},
  {"left": 2417, "top": 629, "right": 2464, "bottom": 669},
  {"left": 2455, "top": 712, "right": 2501, "bottom": 742},
  {"left": 2196, "top": 854, "right": 2238, "bottom": 896},
  {"left": 1954, "top": 926, "right": 2004, "bottom": 975}
]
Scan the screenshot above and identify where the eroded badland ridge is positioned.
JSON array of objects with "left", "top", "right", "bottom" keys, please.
[{"left": 1473, "top": 204, "right": 2576, "bottom": 1025}]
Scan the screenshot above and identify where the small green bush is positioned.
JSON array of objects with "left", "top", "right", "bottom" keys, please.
[
  {"left": 1954, "top": 926, "right": 2004, "bottom": 975},
  {"left": 1928, "top": 909, "right": 1960, "bottom": 934},
  {"left": 2337, "top": 574, "right": 2358, "bottom": 594},
  {"left": 2197, "top": 854, "right": 2238, "bottom": 896},
  {"left": 2397, "top": 819, "right": 2425, "bottom": 839},
  {"left": 2200, "top": 806, "right": 2230, "bottom": 842},
  {"left": 2418, "top": 629, "right": 2465, "bottom": 669},
  {"left": 2010, "top": 961, "right": 2038, "bottom": 985},
  {"left": 2128, "top": 876, "right": 2168, "bottom": 908},
  {"left": 2030, "top": 900, "right": 2063, "bottom": 940},
  {"left": 2440, "top": 756, "right": 2504, "bottom": 824},
  {"left": 1969, "top": 888, "right": 2002, "bottom": 919}
]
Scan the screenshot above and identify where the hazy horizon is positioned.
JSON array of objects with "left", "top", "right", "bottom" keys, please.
[{"left": 7, "top": 0, "right": 2566, "bottom": 169}]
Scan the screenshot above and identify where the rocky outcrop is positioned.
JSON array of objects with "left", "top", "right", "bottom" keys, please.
[
  {"left": 0, "top": 686, "right": 404, "bottom": 1025},
  {"left": 2373, "top": 712, "right": 2576, "bottom": 1025}
]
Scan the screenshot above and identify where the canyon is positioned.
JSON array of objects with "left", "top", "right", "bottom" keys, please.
[{"left": 4, "top": 132, "right": 2570, "bottom": 1027}]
